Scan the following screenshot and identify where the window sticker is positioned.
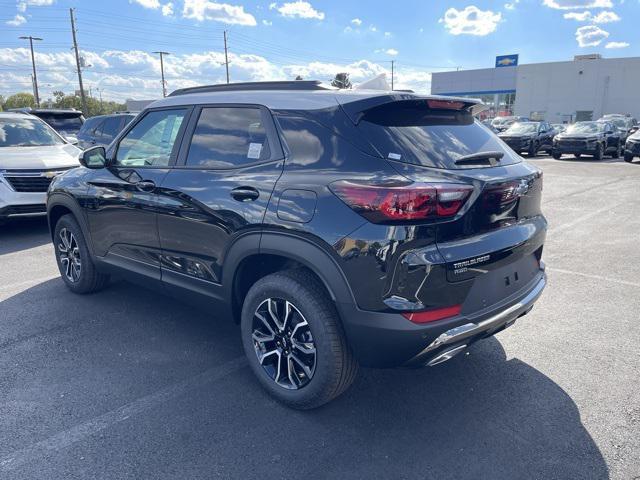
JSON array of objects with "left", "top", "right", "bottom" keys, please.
[
  {"left": 248, "top": 142, "right": 263, "bottom": 159},
  {"left": 388, "top": 152, "right": 402, "bottom": 160}
]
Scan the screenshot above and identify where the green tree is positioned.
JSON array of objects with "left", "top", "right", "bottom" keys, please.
[
  {"left": 331, "top": 73, "right": 352, "bottom": 89},
  {"left": 48, "top": 91, "right": 127, "bottom": 117},
  {"left": 3, "top": 92, "right": 35, "bottom": 109}
]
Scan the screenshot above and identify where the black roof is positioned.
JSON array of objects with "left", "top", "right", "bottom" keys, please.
[{"left": 169, "top": 80, "right": 331, "bottom": 97}]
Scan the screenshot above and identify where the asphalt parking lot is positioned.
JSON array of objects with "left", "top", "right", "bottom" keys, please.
[{"left": 1, "top": 155, "right": 639, "bottom": 480}]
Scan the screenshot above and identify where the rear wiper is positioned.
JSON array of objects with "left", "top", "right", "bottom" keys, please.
[{"left": 454, "top": 151, "right": 504, "bottom": 165}]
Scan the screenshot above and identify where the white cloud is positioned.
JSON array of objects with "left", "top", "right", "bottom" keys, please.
[
  {"left": 376, "top": 48, "right": 398, "bottom": 56},
  {"left": 162, "top": 2, "right": 174, "bottom": 16},
  {"left": 0, "top": 46, "right": 436, "bottom": 102},
  {"left": 384, "top": 31, "right": 392, "bottom": 37},
  {"left": 605, "top": 41, "right": 629, "bottom": 49},
  {"left": 369, "top": 25, "right": 377, "bottom": 32},
  {"left": 273, "top": 1, "right": 324, "bottom": 20},
  {"left": 262, "top": 19, "right": 272, "bottom": 25},
  {"left": 564, "top": 10, "right": 620, "bottom": 22},
  {"left": 575, "top": 25, "right": 609, "bottom": 46},
  {"left": 131, "top": 0, "right": 161, "bottom": 8},
  {"left": 439, "top": 6, "right": 502, "bottom": 36},
  {"left": 543, "top": 0, "right": 612, "bottom": 9},
  {"left": 182, "top": 0, "right": 257, "bottom": 25},
  {"left": 16, "top": 0, "right": 54, "bottom": 13},
  {"left": 351, "top": 18, "right": 362, "bottom": 26},
  {"left": 6, "top": 14, "right": 26, "bottom": 26},
  {"left": 504, "top": 0, "right": 520, "bottom": 10}
]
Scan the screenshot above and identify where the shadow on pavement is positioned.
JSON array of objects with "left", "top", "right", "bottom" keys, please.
[
  {"left": 0, "top": 278, "right": 609, "bottom": 480},
  {"left": 0, "top": 217, "right": 50, "bottom": 255}
]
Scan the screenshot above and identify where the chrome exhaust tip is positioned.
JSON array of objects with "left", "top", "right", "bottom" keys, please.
[{"left": 427, "top": 344, "right": 468, "bottom": 367}]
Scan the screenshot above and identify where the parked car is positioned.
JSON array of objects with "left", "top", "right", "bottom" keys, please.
[
  {"left": 76, "top": 112, "right": 137, "bottom": 149},
  {"left": 47, "top": 81, "right": 547, "bottom": 409},
  {"left": 0, "top": 112, "right": 80, "bottom": 222},
  {"left": 552, "top": 121, "right": 622, "bottom": 160},
  {"left": 624, "top": 129, "right": 640, "bottom": 163},
  {"left": 498, "top": 121, "right": 555, "bottom": 157},
  {"left": 481, "top": 118, "right": 498, "bottom": 133},
  {"left": 25, "top": 108, "right": 85, "bottom": 140},
  {"left": 599, "top": 114, "right": 638, "bottom": 143},
  {"left": 491, "top": 116, "right": 530, "bottom": 132}
]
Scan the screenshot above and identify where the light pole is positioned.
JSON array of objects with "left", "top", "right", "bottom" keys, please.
[
  {"left": 19, "top": 35, "right": 42, "bottom": 107},
  {"left": 153, "top": 51, "right": 170, "bottom": 97}
]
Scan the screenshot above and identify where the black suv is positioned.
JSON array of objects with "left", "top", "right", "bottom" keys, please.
[
  {"left": 76, "top": 112, "right": 137, "bottom": 149},
  {"left": 552, "top": 121, "right": 622, "bottom": 160},
  {"left": 27, "top": 108, "right": 85, "bottom": 138},
  {"left": 47, "top": 81, "right": 547, "bottom": 409},
  {"left": 498, "top": 121, "right": 555, "bottom": 157}
]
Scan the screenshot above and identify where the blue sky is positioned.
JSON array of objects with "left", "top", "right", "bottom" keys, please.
[{"left": 0, "top": 0, "right": 637, "bottom": 101}]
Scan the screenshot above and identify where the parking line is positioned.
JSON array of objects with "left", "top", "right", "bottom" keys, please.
[
  {"left": 0, "top": 355, "right": 248, "bottom": 473},
  {"left": 546, "top": 267, "right": 640, "bottom": 288},
  {"left": 546, "top": 202, "right": 624, "bottom": 238}
]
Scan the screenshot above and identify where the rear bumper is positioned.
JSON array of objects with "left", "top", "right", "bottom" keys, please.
[{"left": 338, "top": 268, "right": 546, "bottom": 368}]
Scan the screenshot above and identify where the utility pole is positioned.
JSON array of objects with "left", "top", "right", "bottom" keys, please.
[
  {"left": 19, "top": 35, "right": 42, "bottom": 107},
  {"left": 153, "top": 51, "right": 170, "bottom": 97},
  {"left": 223, "top": 30, "right": 230, "bottom": 84},
  {"left": 69, "top": 8, "right": 88, "bottom": 115},
  {"left": 391, "top": 60, "right": 394, "bottom": 91}
]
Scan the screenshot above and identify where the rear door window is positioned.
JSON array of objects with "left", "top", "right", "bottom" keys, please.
[
  {"left": 100, "top": 116, "right": 123, "bottom": 140},
  {"left": 185, "top": 107, "right": 272, "bottom": 169},
  {"left": 357, "top": 101, "right": 519, "bottom": 169}
]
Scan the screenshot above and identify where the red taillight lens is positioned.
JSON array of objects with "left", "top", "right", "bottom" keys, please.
[
  {"left": 402, "top": 305, "right": 462, "bottom": 324},
  {"left": 330, "top": 181, "right": 473, "bottom": 224}
]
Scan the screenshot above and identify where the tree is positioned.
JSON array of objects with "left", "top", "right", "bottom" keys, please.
[
  {"left": 331, "top": 72, "right": 352, "bottom": 89},
  {"left": 3, "top": 92, "right": 35, "bottom": 109},
  {"left": 295, "top": 75, "right": 304, "bottom": 81}
]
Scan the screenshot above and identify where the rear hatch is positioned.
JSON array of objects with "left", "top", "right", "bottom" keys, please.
[{"left": 350, "top": 97, "right": 546, "bottom": 315}]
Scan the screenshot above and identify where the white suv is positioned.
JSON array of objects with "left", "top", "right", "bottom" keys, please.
[{"left": 0, "top": 112, "right": 80, "bottom": 222}]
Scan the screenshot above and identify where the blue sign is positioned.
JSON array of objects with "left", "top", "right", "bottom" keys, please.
[{"left": 495, "top": 54, "right": 519, "bottom": 68}]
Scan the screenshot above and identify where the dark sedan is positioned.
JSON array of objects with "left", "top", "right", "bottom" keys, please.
[
  {"left": 498, "top": 121, "right": 555, "bottom": 157},
  {"left": 552, "top": 121, "right": 622, "bottom": 160}
]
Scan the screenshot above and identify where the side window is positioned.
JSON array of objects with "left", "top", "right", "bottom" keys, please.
[
  {"left": 100, "top": 116, "right": 122, "bottom": 140},
  {"left": 185, "top": 107, "right": 271, "bottom": 169},
  {"left": 115, "top": 109, "right": 187, "bottom": 167}
]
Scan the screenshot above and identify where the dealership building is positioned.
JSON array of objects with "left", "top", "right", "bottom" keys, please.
[{"left": 430, "top": 54, "right": 640, "bottom": 123}]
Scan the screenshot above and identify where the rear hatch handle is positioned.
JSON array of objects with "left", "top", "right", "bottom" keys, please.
[{"left": 454, "top": 151, "right": 504, "bottom": 167}]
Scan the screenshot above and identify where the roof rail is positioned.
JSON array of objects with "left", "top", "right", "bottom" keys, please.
[{"left": 168, "top": 80, "right": 331, "bottom": 97}]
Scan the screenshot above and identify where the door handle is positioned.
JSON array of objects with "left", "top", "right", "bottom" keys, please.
[
  {"left": 136, "top": 180, "right": 156, "bottom": 193},
  {"left": 230, "top": 186, "right": 259, "bottom": 202}
]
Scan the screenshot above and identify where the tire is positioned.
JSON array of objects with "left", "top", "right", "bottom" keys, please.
[
  {"left": 624, "top": 152, "right": 634, "bottom": 163},
  {"left": 594, "top": 143, "right": 604, "bottom": 161},
  {"left": 241, "top": 269, "right": 358, "bottom": 409},
  {"left": 552, "top": 151, "right": 562, "bottom": 160},
  {"left": 528, "top": 141, "right": 538, "bottom": 157},
  {"left": 574, "top": 153, "right": 581, "bottom": 159},
  {"left": 611, "top": 144, "right": 621, "bottom": 159},
  {"left": 53, "top": 214, "right": 109, "bottom": 294}
]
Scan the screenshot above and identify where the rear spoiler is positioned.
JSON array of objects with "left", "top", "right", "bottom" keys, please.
[{"left": 338, "top": 93, "right": 488, "bottom": 125}]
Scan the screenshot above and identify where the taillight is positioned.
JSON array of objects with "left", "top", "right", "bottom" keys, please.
[{"left": 330, "top": 181, "right": 473, "bottom": 224}]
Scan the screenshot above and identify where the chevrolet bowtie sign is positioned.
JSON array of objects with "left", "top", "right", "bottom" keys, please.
[{"left": 496, "top": 54, "right": 519, "bottom": 68}]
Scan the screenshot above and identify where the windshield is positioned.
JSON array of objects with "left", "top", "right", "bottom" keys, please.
[
  {"left": 504, "top": 123, "right": 538, "bottom": 134},
  {"left": 492, "top": 117, "right": 514, "bottom": 125},
  {"left": 0, "top": 117, "right": 65, "bottom": 147},
  {"left": 565, "top": 122, "right": 603, "bottom": 135},
  {"left": 357, "top": 102, "right": 519, "bottom": 169},
  {"left": 608, "top": 118, "right": 628, "bottom": 129},
  {"left": 35, "top": 114, "right": 84, "bottom": 134}
]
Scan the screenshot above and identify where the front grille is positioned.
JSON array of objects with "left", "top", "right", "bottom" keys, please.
[
  {"left": 2, "top": 168, "right": 71, "bottom": 193},
  {"left": 559, "top": 140, "right": 586, "bottom": 148}
]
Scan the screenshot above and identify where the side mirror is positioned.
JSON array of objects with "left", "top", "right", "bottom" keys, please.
[
  {"left": 64, "top": 135, "right": 78, "bottom": 145},
  {"left": 79, "top": 146, "right": 107, "bottom": 169},
  {"left": 606, "top": 130, "right": 614, "bottom": 135}
]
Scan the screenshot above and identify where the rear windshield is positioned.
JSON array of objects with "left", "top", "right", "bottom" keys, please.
[
  {"left": 358, "top": 102, "right": 519, "bottom": 169},
  {"left": 35, "top": 113, "right": 84, "bottom": 134}
]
